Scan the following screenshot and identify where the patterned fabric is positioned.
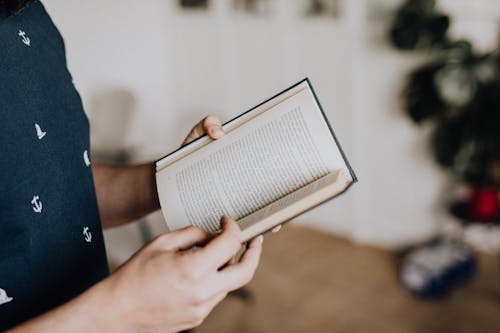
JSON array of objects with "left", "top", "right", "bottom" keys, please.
[{"left": 0, "top": 1, "right": 108, "bottom": 329}]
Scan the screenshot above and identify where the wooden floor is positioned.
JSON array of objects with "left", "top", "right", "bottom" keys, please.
[{"left": 197, "top": 226, "right": 500, "bottom": 333}]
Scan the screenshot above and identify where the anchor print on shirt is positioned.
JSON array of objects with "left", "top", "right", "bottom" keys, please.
[
  {"left": 83, "top": 226, "right": 92, "bottom": 243},
  {"left": 18, "top": 30, "right": 30, "bottom": 46},
  {"left": 35, "top": 123, "right": 46, "bottom": 140},
  {"left": 31, "top": 195, "right": 42, "bottom": 213},
  {"left": 83, "top": 150, "right": 91, "bottom": 167},
  {"left": 0, "top": 288, "right": 13, "bottom": 306}
]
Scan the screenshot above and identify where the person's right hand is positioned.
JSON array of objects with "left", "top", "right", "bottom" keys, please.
[{"left": 96, "top": 216, "right": 262, "bottom": 333}]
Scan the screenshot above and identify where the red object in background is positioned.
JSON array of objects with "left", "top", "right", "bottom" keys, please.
[{"left": 470, "top": 187, "right": 500, "bottom": 221}]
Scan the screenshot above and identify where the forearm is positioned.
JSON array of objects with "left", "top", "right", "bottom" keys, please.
[
  {"left": 92, "top": 163, "right": 160, "bottom": 229},
  {"left": 9, "top": 281, "right": 121, "bottom": 333}
]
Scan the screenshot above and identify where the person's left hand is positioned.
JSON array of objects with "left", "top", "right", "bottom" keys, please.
[{"left": 183, "top": 116, "right": 281, "bottom": 233}]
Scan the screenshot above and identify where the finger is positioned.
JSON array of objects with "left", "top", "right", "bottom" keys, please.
[
  {"left": 227, "top": 244, "right": 247, "bottom": 266},
  {"left": 216, "top": 235, "right": 263, "bottom": 292},
  {"left": 202, "top": 115, "right": 225, "bottom": 140},
  {"left": 194, "top": 216, "right": 242, "bottom": 270},
  {"left": 271, "top": 225, "right": 281, "bottom": 233},
  {"left": 216, "top": 243, "right": 246, "bottom": 271},
  {"left": 153, "top": 226, "right": 211, "bottom": 252},
  {"left": 183, "top": 116, "right": 224, "bottom": 145},
  {"left": 183, "top": 120, "right": 206, "bottom": 145}
]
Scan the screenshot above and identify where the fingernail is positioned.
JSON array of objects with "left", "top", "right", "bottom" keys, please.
[
  {"left": 211, "top": 127, "right": 225, "bottom": 138},
  {"left": 257, "top": 235, "right": 264, "bottom": 244}
]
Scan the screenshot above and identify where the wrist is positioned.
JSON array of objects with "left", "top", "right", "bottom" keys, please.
[
  {"left": 77, "top": 277, "right": 131, "bottom": 332},
  {"left": 8, "top": 277, "right": 128, "bottom": 332}
]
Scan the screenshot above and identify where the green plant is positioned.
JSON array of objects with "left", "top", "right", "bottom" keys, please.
[{"left": 390, "top": 0, "right": 500, "bottom": 188}]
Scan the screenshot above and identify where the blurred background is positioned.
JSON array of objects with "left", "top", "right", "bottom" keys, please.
[{"left": 44, "top": 0, "right": 500, "bottom": 332}]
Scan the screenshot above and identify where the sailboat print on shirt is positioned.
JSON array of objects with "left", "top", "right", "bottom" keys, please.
[{"left": 34, "top": 123, "right": 46, "bottom": 140}]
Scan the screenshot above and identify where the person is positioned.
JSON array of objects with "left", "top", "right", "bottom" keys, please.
[{"left": 0, "top": 1, "right": 278, "bottom": 331}]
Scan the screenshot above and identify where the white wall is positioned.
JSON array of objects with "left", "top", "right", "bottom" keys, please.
[{"left": 43, "top": 0, "right": 499, "bottom": 259}]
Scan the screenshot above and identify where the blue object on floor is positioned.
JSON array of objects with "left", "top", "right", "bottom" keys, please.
[{"left": 400, "top": 239, "right": 476, "bottom": 299}]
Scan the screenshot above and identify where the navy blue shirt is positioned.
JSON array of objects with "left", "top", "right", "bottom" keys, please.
[{"left": 0, "top": 1, "right": 108, "bottom": 329}]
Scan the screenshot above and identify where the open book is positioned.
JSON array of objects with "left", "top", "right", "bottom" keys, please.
[{"left": 156, "top": 79, "right": 357, "bottom": 242}]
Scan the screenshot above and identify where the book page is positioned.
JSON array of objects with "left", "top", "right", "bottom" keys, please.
[
  {"left": 156, "top": 81, "right": 310, "bottom": 170},
  {"left": 156, "top": 86, "right": 350, "bottom": 232},
  {"left": 239, "top": 170, "right": 351, "bottom": 241}
]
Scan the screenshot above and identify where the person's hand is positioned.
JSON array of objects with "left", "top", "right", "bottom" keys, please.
[
  {"left": 182, "top": 115, "right": 282, "bottom": 233},
  {"left": 183, "top": 115, "right": 225, "bottom": 145},
  {"left": 95, "top": 216, "right": 262, "bottom": 333}
]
